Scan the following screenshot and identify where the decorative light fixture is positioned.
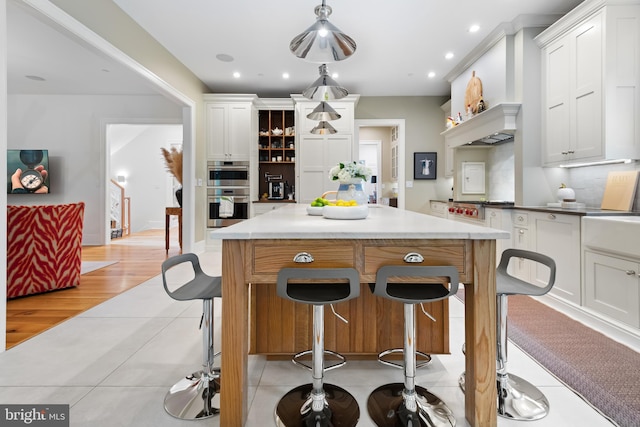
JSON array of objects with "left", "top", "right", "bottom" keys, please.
[
  {"left": 310, "top": 121, "right": 338, "bottom": 135},
  {"left": 303, "top": 64, "right": 348, "bottom": 100},
  {"left": 306, "top": 101, "right": 342, "bottom": 121},
  {"left": 290, "top": 0, "right": 356, "bottom": 63}
]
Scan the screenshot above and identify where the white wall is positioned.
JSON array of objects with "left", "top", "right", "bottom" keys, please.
[
  {"left": 110, "top": 124, "right": 183, "bottom": 232},
  {"left": 7, "top": 94, "right": 182, "bottom": 245},
  {"left": 355, "top": 96, "right": 451, "bottom": 213}
]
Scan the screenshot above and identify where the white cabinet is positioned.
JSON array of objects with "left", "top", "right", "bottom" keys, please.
[
  {"left": 538, "top": 3, "right": 640, "bottom": 166},
  {"left": 297, "top": 134, "right": 353, "bottom": 203},
  {"left": 293, "top": 95, "right": 359, "bottom": 204},
  {"left": 429, "top": 201, "right": 448, "bottom": 218},
  {"left": 584, "top": 250, "right": 640, "bottom": 328},
  {"left": 204, "top": 94, "right": 257, "bottom": 161},
  {"left": 486, "top": 207, "right": 512, "bottom": 258},
  {"left": 511, "top": 211, "right": 532, "bottom": 282},
  {"left": 252, "top": 202, "right": 285, "bottom": 217},
  {"left": 444, "top": 140, "right": 454, "bottom": 178},
  {"left": 531, "top": 212, "right": 581, "bottom": 305}
]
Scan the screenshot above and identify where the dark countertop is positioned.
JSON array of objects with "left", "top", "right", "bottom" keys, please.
[
  {"left": 511, "top": 206, "right": 640, "bottom": 216},
  {"left": 253, "top": 199, "right": 296, "bottom": 203},
  {"left": 429, "top": 199, "right": 639, "bottom": 216}
]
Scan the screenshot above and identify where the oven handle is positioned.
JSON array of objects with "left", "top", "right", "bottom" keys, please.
[
  {"left": 209, "top": 195, "right": 249, "bottom": 203},
  {"left": 209, "top": 165, "right": 249, "bottom": 171}
]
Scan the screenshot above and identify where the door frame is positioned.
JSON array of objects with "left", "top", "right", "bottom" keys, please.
[{"left": 354, "top": 119, "right": 406, "bottom": 209}]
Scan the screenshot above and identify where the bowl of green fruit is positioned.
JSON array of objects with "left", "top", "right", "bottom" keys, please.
[{"left": 307, "top": 197, "right": 330, "bottom": 215}]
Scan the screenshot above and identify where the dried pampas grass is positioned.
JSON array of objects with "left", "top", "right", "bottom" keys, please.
[{"left": 161, "top": 147, "right": 183, "bottom": 185}]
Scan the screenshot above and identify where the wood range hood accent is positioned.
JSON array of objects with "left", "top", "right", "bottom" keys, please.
[{"left": 441, "top": 102, "right": 521, "bottom": 148}]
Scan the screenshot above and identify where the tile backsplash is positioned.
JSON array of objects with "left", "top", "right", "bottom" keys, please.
[{"left": 568, "top": 162, "right": 640, "bottom": 211}]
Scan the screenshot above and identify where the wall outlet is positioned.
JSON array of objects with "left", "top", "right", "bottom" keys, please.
[{"left": 406, "top": 180, "right": 413, "bottom": 188}]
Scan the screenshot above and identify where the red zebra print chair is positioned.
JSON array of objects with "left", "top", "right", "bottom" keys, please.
[{"left": 7, "top": 202, "right": 85, "bottom": 298}]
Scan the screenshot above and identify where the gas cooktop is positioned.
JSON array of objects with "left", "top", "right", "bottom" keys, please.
[{"left": 451, "top": 200, "right": 514, "bottom": 206}]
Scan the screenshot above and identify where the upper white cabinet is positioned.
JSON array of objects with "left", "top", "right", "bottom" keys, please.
[
  {"left": 537, "top": 1, "right": 640, "bottom": 166},
  {"left": 204, "top": 94, "right": 257, "bottom": 161}
]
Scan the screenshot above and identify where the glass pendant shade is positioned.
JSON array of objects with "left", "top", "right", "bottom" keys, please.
[
  {"left": 303, "top": 64, "right": 348, "bottom": 100},
  {"left": 310, "top": 121, "right": 337, "bottom": 135},
  {"left": 290, "top": 2, "right": 356, "bottom": 63},
  {"left": 307, "top": 102, "right": 341, "bottom": 121}
]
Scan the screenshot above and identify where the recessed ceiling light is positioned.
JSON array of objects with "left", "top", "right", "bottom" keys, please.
[
  {"left": 233, "top": 72, "right": 240, "bottom": 78},
  {"left": 427, "top": 71, "right": 436, "bottom": 78},
  {"left": 445, "top": 52, "right": 454, "bottom": 60},
  {"left": 282, "top": 72, "right": 290, "bottom": 79},
  {"left": 469, "top": 24, "right": 480, "bottom": 33},
  {"left": 25, "top": 75, "right": 46, "bottom": 81},
  {"left": 216, "top": 53, "right": 234, "bottom": 62}
]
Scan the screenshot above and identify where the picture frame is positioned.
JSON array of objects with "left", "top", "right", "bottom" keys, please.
[{"left": 413, "top": 152, "right": 437, "bottom": 180}]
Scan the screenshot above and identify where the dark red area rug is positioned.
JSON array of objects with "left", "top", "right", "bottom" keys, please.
[{"left": 505, "top": 295, "right": 639, "bottom": 427}]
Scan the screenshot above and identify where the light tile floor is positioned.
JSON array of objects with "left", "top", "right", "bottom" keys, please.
[{"left": 0, "top": 244, "right": 620, "bottom": 426}]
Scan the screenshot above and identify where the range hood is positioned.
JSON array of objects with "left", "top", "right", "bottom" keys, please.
[{"left": 441, "top": 102, "right": 521, "bottom": 148}]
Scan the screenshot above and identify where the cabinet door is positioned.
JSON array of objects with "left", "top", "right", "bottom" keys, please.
[
  {"left": 206, "top": 103, "right": 253, "bottom": 160},
  {"left": 226, "top": 104, "right": 252, "bottom": 160},
  {"left": 584, "top": 251, "right": 640, "bottom": 328},
  {"left": 444, "top": 140, "right": 454, "bottom": 178},
  {"left": 532, "top": 213, "right": 581, "bottom": 304},
  {"left": 206, "top": 103, "right": 227, "bottom": 160},
  {"left": 572, "top": 13, "right": 603, "bottom": 161},
  {"left": 298, "top": 135, "right": 353, "bottom": 203},
  {"left": 543, "top": 37, "right": 572, "bottom": 164},
  {"left": 511, "top": 226, "right": 531, "bottom": 282}
]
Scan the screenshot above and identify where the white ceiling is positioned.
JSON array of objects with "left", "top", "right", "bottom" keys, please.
[{"left": 8, "top": 0, "right": 584, "bottom": 98}]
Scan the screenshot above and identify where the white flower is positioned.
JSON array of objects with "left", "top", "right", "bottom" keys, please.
[{"left": 329, "top": 161, "right": 372, "bottom": 182}]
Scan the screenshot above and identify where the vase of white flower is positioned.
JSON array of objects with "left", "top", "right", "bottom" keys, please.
[{"left": 329, "top": 162, "right": 372, "bottom": 205}]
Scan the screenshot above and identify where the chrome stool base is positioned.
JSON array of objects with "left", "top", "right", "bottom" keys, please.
[
  {"left": 378, "top": 348, "right": 431, "bottom": 369},
  {"left": 164, "top": 369, "right": 221, "bottom": 420},
  {"left": 458, "top": 372, "right": 549, "bottom": 420},
  {"left": 367, "top": 383, "right": 456, "bottom": 427},
  {"left": 274, "top": 383, "right": 360, "bottom": 427},
  {"left": 497, "top": 373, "right": 549, "bottom": 420},
  {"left": 293, "top": 349, "right": 346, "bottom": 372}
]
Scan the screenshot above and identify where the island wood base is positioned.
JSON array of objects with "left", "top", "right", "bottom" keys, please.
[{"left": 220, "top": 237, "right": 497, "bottom": 427}]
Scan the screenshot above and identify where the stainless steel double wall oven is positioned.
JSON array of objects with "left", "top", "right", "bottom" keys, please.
[{"left": 207, "top": 160, "right": 250, "bottom": 228}]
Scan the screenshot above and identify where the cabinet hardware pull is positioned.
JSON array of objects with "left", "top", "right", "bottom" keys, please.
[
  {"left": 519, "top": 229, "right": 525, "bottom": 235},
  {"left": 518, "top": 216, "right": 524, "bottom": 221},
  {"left": 568, "top": 150, "right": 575, "bottom": 154},
  {"left": 293, "top": 252, "right": 314, "bottom": 263},
  {"left": 562, "top": 151, "right": 568, "bottom": 155},
  {"left": 403, "top": 252, "right": 424, "bottom": 263},
  {"left": 548, "top": 214, "right": 556, "bottom": 220},
  {"left": 625, "top": 270, "right": 636, "bottom": 276}
]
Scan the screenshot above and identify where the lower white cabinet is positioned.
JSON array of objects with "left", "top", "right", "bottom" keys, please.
[
  {"left": 531, "top": 212, "right": 581, "bottom": 305},
  {"left": 584, "top": 250, "right": 640, "bottom": 329},
  {"left": 486, "top": 208, "right": 512, "bottom": 261},
  {"left": 252, "top": 202, "right": 285, "bottom": 217},
  {"left": 429, "top": 201, "right": 448, "bottom": 218},
  {"left": 511, "top": 210, "right": 532, "bottom": 282}
]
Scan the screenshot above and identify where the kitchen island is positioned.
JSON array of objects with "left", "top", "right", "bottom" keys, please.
[{"left": 211, "top": 204, "right": 510, "bottom": 427}]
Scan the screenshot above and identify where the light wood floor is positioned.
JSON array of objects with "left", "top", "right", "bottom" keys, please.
[{"left": 5, "top": 228, "right": 182, "bottom": 350}]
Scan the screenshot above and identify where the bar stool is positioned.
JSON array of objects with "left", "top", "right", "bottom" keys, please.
[
  {"left": 161, "top": 253, "right": 222, "bottom": 420},
  {"left": 274, "top": 267, "right": 361, "bottom": 427},
  {"left": 368, "top": 265, "right": 459, "bottom": 427},
  {"left": 459, "top": 248, "right": 556, "bottom": 421}
]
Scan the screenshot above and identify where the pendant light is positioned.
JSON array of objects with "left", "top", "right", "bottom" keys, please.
[
  {"left": 310, "top": 121, "right": 337, "bottom": 135},
  {"left": 290, "top": 0, "right": 356, "bottom": 63},
  {"left": 306, "top": 101, "right": 341, "bottom": 121},
  {"left": 302, "top": 64, "right": 348, "bottom": 100}
]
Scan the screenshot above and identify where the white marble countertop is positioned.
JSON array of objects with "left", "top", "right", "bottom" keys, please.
[{"left": 210, "top": 204, "right": 511, "bottom": 240}]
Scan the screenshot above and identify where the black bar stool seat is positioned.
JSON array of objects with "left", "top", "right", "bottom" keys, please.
[
  {"left": 274, "top": 267, "right": 361, "bottom": 427},
  {"left": 368, "top": 265, "right": 459, "bottom": 427}
]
